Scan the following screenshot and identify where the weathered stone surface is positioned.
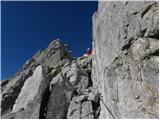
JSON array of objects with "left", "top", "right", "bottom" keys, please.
[
  {"left": 75, "top": 95, "right": 88, "bottom": 102},
  {"left": 2, "top": 2, "right": 158, "bottom": 119},
  {"left": 66, "top": 62, "right": 89, "bottom": 93},
  {"left": 18, "top": 58, "right": 37, "bottom": 72},
  {"left": 10, "top": 65, "right": 50, "bottom": 119},
  {"left": 1, "top": 79, "right": 9, "bottom": 93},
  {"left": 1, "top": 59, "right": 38, "bottom": 118},
  {"left": 1, "top": 38, "right": 96, "bottom": 119},
  {"left": 61, "top": 65, "right": 71, "bottom": 76},
  {"left": 92, "top": 1, "right": 159, "bottom": 119},
  {"left": 49, "top": 73, "right": 62, "bottom": 91},
  {"left": 88, "top": 91, "right": 100, "bottom": 103},
  {"left": 35, "top": 39, "right": 72, "bottom": 67},
  {"left": 67, "top": 97, "right": 81, "bottom": 119},
  {"left": 81, "top": 101, "right": 94, "bottom": 119},
  {"left": 1, "top": 58, "right": 38, "bottom": 118},
  {"left": 1, "top": 79, "right": 9, "bottom": 88},
  {"left": 46, "top": 73, "right": 75, "bottom": 119},
  {"left": 67, "top": 97, "right": 94, "bottom": 119}
]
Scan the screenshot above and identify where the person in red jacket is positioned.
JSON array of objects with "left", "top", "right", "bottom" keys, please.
[
  {"left": 84, "top": 48, "right": 92, "bottom": 57},
  {"left": 86, "top": 48, "right": 92, "bottom": 56}
]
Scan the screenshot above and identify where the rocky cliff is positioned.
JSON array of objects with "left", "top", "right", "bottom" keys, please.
[
  {"left": 92, "top": 1, "right": 159, "bottom": 119},
  {"left": 1, "top": 39, "right": 100, "bottom": 119},
  {"left": 1, "top": 1, "right": 159, "bottom": 119}
]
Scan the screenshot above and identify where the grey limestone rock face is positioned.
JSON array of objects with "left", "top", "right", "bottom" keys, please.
[
  {"left": 67, "top": 97, "right": 81, "bottom": 119},
  {"left": 35, "top": 39, "right": 72, "bottom": 67},
  {"left": 1, "top": 58, "right": 39, "bottom": 118},
  {"left": 1, "top": 38, "right": 95, "bottom": 119},
  {"left": 88, "top": 91, "right": 100, "bottom": 103},
  {"left": 67, "top": 97, "right": 94, "bottom": 119},
  {"left": 81, "top": 101, "right": 94, "bottom": 119},
  {"left": 1, "top": 39, "right": 72, "bottom": 118},
  {"left": 11, "top": 65, "right": 50, "bottom": 119},
  {"left": 2, "top": 1, "right": 158, "bottom": 119},
  {"left": 66, "top": 61, "right": 89, "bottom": 93},
  {"left": 46, "top": 73, "right": 75, "bottom": 119},
  {"left": 46, "top": 58, "right": 97, "bottom": 119},
  {"left": 92, "top": 1, "right": 159, "bottom": 119}
]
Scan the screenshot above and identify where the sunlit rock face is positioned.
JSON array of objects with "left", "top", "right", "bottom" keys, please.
[
  {"left": 1, "top": 39, "right": 100, "bottom": 119},
  {"left": 34, "top": 39, "right": 73, "bottom": 67},
  {"left": 92, "top": 1, "right": 159, "bottom": 119},
  {"left": 11, "top": 65, "right": 50, "bottom": 119},
  {"left": 1, "top": 1, "right": 159, "bottom": 119}
]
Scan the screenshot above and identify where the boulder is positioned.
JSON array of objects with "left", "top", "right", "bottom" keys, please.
[
  {"left": 1, "top": 64, "right": 37, "bottom": 118},
  {"left": 67, "top": 97, "right": 81, "bottom": 119},
  {"left": 66, "top": 62, "right": 89, "bottom": 93},
  {"left": 11, "top": 65, "right": 50, "bottom": 119},
  {"left": 46, "top": 73, "right": 75, "bottom": 119},
  {"left": 67, "top": 97, "right": 94, "bottom": 119},
  {"left": 81, "top": 101, "right": 94, "bottom": 119}
]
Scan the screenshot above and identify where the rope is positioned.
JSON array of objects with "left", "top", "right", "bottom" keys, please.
[{"left": 100, "top": 98, "right": 116, "bottom": 119}]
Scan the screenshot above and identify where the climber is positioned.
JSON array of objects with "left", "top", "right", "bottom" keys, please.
[{"left": 83, "top": 48, "right": 92, "bottom": 57}]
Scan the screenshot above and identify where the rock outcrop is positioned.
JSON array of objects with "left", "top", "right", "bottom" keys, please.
[
  {"left": 1, "top": 39, "right": 73, "bottom": 118},
  {"left": 46, "top": 73, "right": 74, "bottom": 119},
  {"left": 1, "top": 58, "right": 39, "bottom": 118},
  {"left": 1, "top": 1, "right": 159, "bottom": 119},
  {"left": 1, "top": 39, "right": 100, "bottom": 119},
  {"left": 11, "top": 65, "right": 50, "bottom": 119},
  {"left": 92, "top": 1, "right": 159, "bottom": 119}
]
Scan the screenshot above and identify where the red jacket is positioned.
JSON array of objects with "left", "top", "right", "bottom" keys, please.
[{"left": 86, "top": 49, "right": 92, "bottom": 56}]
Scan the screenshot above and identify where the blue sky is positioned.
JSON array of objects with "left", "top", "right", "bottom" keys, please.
[{"left": 1, "top": 1, "right": 98, "bottom": 79}]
